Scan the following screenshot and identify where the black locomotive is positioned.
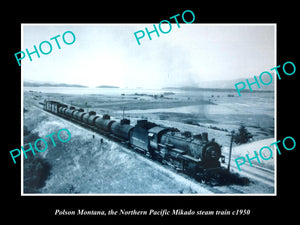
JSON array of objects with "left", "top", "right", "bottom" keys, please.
[{"left": 44, "top": 100, "right": 225, "bottom": 176}]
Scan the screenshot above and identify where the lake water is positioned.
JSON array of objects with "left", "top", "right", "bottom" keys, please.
[{"left": 24, "top": 87, "right": 186, "bottom": 96}]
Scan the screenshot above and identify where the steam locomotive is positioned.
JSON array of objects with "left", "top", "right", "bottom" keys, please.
[{"left": 43, "top": 100, "right": 225, "bottom": 176}]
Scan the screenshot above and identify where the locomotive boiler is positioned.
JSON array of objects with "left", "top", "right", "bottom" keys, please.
[
  {"left": 43, "top": 100, "right": 225, "bottom": 175},
  {"left": 130, "top": 119, "right": 223, "bottom": 174}
]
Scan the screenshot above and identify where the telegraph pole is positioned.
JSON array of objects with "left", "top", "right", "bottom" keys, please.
[
  {"left": 122, "top": 106, "right": 125, "bottom": 120},
  {"left": 85, "top": 102, "right": 89, "bottom": 112},
  {"left": 227, "top": 131, "right": 235, "bottom": 171}
]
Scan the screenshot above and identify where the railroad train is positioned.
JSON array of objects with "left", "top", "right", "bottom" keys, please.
[{"left": 43, "top": 100, "right": 225, "bottom": 176}]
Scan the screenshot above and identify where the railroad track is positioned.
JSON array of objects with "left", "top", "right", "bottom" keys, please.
[{"left": 225, "top": 152, "right": 275, "bottom": 187}]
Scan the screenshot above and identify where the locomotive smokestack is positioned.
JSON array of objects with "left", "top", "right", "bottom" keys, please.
[
  {"left": 120, "top": 119, "right": 130, "bottom": 125},
  {"left": 202, "top": 132, "right": 208, "bottom": 141}
]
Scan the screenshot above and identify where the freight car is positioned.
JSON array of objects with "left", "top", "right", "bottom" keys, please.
[{"left": 43, "top": 100, "right": 225, "bottom": 175}]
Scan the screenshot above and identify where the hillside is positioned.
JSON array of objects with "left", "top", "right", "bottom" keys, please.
[
  {"left": 24, "top": 81, "right": 88, "bottom": 88},
  {"left": 164, "top": 76, "right": 275, "bottom": 92},
  {"left": 96, "top": 85, "right": 119, "bottom": 88}
]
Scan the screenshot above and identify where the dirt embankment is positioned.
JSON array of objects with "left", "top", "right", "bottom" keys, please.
[{"left": 23, "top": 123, "right": 52, "bottom": 193}]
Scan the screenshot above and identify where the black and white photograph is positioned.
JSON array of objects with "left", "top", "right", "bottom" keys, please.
[
  {"left": 21, "top": 24, "right": 276, "bottom": 195},
  {"left": 4, "top": 4, "right": 298, "bottom": 224}
]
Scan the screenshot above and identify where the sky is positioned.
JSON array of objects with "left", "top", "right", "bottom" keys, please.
[{"left": 22, "top": 24, "right": 275, "bottom": 88}]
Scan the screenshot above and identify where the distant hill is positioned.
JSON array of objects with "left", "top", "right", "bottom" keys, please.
[
  {"left": 197, "top": 77, "right": 274, "bottom": 91},
  {"left": 24, "top": 81, "right": 88, "bottom": 88},
  {"left": 164, "top": 76, "right": 275, "bottom": 92},
  {"left": 96, "top": 85, "right": 119, "bottom": 88}
]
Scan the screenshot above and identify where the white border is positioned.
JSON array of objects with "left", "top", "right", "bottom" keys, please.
[
  {"left": 21, "top": 23, "right": 277, "bottom": 196},
  {"left": 21, "top": 24, "right": 24, "bottom": 195}
]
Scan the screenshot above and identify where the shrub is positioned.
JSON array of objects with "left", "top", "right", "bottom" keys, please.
[{"left": 233, "top": 125, "right": 253, "bottom": 144}]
